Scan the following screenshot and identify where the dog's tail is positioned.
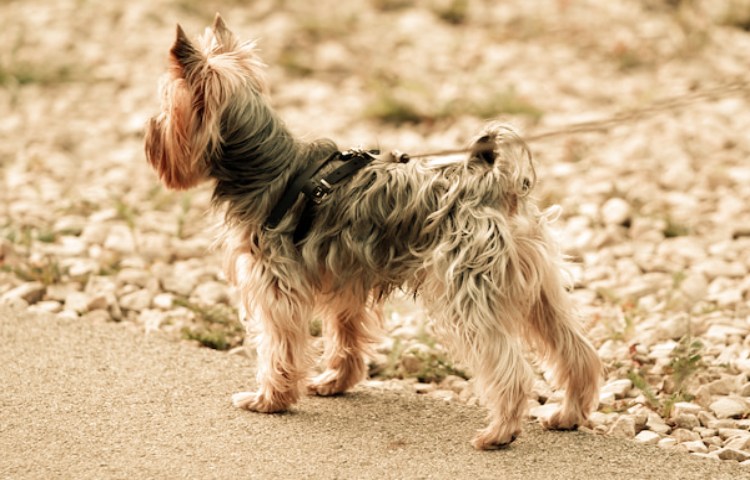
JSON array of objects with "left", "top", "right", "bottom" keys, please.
[{"left": 468, "top": 123, "right": 537, "bottom": 199}]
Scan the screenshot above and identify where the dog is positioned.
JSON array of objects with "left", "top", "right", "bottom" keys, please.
[{"left": 144, "top": 14, "right": 601, "bottom": 450}]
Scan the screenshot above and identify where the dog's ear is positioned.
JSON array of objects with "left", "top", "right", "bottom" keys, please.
[
  {"left": 211, "top": 13, "right": 238, "bottom": 51},
  {"left": 170, "top": 24, "right": 203, "bottom": 79}
]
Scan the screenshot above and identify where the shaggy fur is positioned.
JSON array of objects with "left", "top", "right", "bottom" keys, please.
[{"left": 145, "top": 14, "right": 601, "bottom": 450}]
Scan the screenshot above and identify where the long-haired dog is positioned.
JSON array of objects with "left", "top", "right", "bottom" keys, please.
[{"left": 144, "top": 15, "right": 601, "bottom": 449}]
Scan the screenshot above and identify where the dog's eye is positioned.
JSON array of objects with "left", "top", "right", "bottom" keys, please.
[{"left": 522, "top": 178, "right": 530, "bottom": 191}]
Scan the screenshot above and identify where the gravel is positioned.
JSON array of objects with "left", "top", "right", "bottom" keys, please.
[{"left": 2, "top": 0, "right": 750, "bottom": 467}]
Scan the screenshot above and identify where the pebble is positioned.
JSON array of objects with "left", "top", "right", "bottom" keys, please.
[
  {"left": 601, "top": 197, "right": 631, "bottom": 226},
  {"left": 635, "top": 430, "right": 661, "bottom": 445},
  {"left": 709, "top": 397, "right": 749, "bottom": 419},
  {"left": 681, "top": 440, "right": 708, "bottom": 454},
  {"left": 608, "top": 415, "right": 636, "bottom": 438},
  {"left": 119, "top": 289, "right": 153, "bottom": 312},
  {"left": 1, "top": 282, "right": 45, "bottom": 304},
  {"left": 713, "top": 447, "right": 750, "bottom": 462},
  {"left": 600, "top": 379, "right": 632, "bottom": 399}
]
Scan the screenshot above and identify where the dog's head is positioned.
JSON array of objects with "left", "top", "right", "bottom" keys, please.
[{"left": 144, "top": 14, "right": 267, "bottom": 190}]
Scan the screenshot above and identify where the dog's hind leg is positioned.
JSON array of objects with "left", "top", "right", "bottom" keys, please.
[
  {"left": 526, "top": 266, "right": 602, "bottom": 430},
  {"left": 307, "top": 291, "right": 381, "bottom": 396},
  {"left": 232, "top": 278, "right": 312, "bottom": 413},
  {"left": 512, "top": 218, "right": 601, "bottom": 430},
  {"left": 429, "top": 272, "right": 533, "bottom": 450}
]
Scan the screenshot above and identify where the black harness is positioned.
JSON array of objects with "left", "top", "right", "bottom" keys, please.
[{"left": 264, "top": 149, "right": 380, "bottom": 244}]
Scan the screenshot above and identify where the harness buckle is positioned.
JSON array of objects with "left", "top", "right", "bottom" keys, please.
[{"left": 309, "top": 178, "right": 332, "bottom": 204}]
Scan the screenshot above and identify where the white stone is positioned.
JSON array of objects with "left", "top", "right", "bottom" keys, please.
[
  {"left": 708, "top": 377, "right": 739, "bottom": 396},
  {"left": 635, "top": 430, "right": 661, "bottom": 445},
  {"left": 103, "top": 224, "right": 136, "bottom": 253},
  {"left": 601, "top": 197, "right": 631, "bottom": 226},
  {"left": 658, "top": 437, "right": 677, "bottom": 449},
  {"left": 682, "top": 440, "right": 709, "bottom": 453},
  {"left": 529, "top": 403, "right": 560, "bottom": 420},
  {"left": 608, "top": 415, "right": 636, "bottom": 438},
  {"left": 0, "top": 282, "right": 45, "bottom": 304},
  {"left": 64, "top": 292, "right": 91, "bottom": 314},
  {"left": 725, "top": 435, "right": 750, "bottom": 451},
  {"left": 598, "top": 391, "right": 616, "bottom": 407},
  {"left": 116, "top": 268, "right": 152, "bottom": 288},
  {"left": 714, "top": 447, "right": 750, "bottom": 462},
  {"left": 191, "top": 281, "right": 229, "bottom": 306},
  {"left": 119, "top": 289, "right": 153, "bottom": 312},
  {"left": 673, "top": 413, "right": 700, "bottom": 430},
  {"left": 646, "top": 413, "right": 671, "bottom": 434},
  {"left": 672, "top": 401, "right": 703, "bottom": 416},
  {"left": 429, "top": 389, "right": 456, "bottom": 402},
  {"left": 601, "top": 379, "right": 632, "bottom": 399},
  {"left": 709, "top": 397, "right": 749, "bottom": 419},
  {"left": 152, "top": 293, "right": 174, "bottom": 310},
  {"left": 33, "top": 300, "right": 62, "bottom": 313},
  {"left": 672, "top": 428, "right": 701, "bottom": 443}
]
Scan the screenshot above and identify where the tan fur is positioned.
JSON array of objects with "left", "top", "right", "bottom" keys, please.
[{"left": 144, "top": 15, "right": 602, "bottom": 450}]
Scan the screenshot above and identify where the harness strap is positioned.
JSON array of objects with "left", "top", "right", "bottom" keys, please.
[
  {"left": 265, "top": 151, "right": 340, "bottom": 231},
  {"left": 264, "top": 149, "right": 379, "bottom": 244}
]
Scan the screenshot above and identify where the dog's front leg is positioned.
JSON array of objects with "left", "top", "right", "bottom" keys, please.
[
  {"left": 307, "top": 292, "right": 382, "bottom": 396},
  {"left": 233, "top": 285, "right": 311, "bottom": 413}
]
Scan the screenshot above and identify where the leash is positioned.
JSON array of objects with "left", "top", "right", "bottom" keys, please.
[{"left": 406, "top": 77, "right": 750, "bottom": 159}]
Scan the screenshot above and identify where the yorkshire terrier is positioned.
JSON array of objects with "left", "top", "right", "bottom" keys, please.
[{"left": 144, "top": 14, "right": 601, "bottom": 450}]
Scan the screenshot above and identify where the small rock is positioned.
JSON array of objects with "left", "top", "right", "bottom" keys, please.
[
  {"left": 0, "top": 282, "right": 45, "bottom": 304},
  {"left": 672, "top": 402, "right": 703, "bottom": 416},
  {"left": 429, "top": 389, "right": 456, "bottom": 402},
  {"left": 658, "top": 437, "right": 678, "bottom": 449},
  {"left": 681, "top": 440, "right": 708, "bottom": 454},
  {"left": 635, "top": 430, "right": 661, "bottom": 445},
  {"left": 152, "top": 293, "right": 174, "bottom": 310},
  {"left": 191, "top": 281, "right": 229, "bottom": 306},
  {"left": 601, "top": 379, "right": 633, "bottom": 399},
  {"left": 697, "top": 411, "right": 716, "bottom": 427},
  {"left": 673, "top": 413, "right": 701, "bottom": 430},
  {"left": 139, "top": 309, "right": 166, "bottom": 333},
  {"left": 714, "top": 447, "right": 750, "bottom": 462},
  {"left": 45, "top": 283, "right": 82, "bottom": 302},
  {"left": 708, "top": 377, "right": 738, "bottom": 396},
  {"left": 413, "top": 383, "right": 435, "bottom": 394},
  {"left": 710, "top": 397, "right": 749, "bottom": 419},
  {"left": 725, "top": 435, "right": 750, "bottom": 451},
  {"left": 104, "top": 224, "right": 136, "bottom": 253},
  {"left": 608, "top": 415, "right": 636, "bottom": 438},
  {"left": 718, "top": 428, "right": 747, "bottom": 440},
  {"left": 116, "top": 268, "right": 152, "bottom": 288},
  {"left": 601, "top": 197, "right": 631, "bottom": 226},
  {"left": 33, "top": 300, "right": 62, "bottom": 313},
  {"left": 529, "top": 403, "right": 560, "bottom": 420},
  {"left": 80, "top": 309, "right": 111, "bottom": 323},
  {"left": 119, "top": 289, "right": 153, "bottom": 312},
  {"left": 64, "top": 292, "right": 91, "bottom": 314},
  {"left": 672, "top": 428, "right": 701, "bottom": 443},
  {"left": 646, "top": 413, "right": 672, "bottom": 434},
  {"left": 598, "top": 391, "right": 616, "bottom": 407}
]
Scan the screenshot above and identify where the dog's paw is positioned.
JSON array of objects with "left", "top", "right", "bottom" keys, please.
[
  {"left": 539, "top": 407, "right": 582, "bottom": 431},
  {"left": 306, "top": 370, "right": 348, "bottom": 397},
  {"left": 471, "top": 425, "right": 521, "bottom": 450},
  {"left": 232, "top": 391, "right": 287, "bottom": 413}
]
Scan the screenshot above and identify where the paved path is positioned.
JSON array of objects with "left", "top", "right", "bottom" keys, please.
[{"left": 1, "top": 305, "right": 747, "bottom": 480}]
